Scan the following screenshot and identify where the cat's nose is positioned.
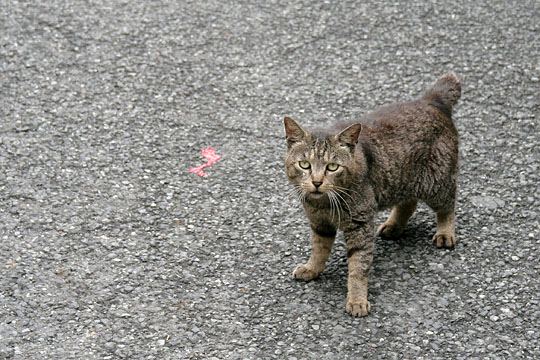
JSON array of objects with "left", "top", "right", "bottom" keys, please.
[{"left": 312, "top": 180, "right": 323, "bottom": 188}]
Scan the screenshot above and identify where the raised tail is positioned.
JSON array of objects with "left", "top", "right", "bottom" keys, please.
[{"left": 423, "top": 72, "right": 461, "bottom": 117}]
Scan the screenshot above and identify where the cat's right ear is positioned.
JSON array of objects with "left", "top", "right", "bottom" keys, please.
[{"left": 284, "top": 117, "right": 307, "bottom": 148}]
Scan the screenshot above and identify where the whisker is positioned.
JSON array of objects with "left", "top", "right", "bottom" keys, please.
[
  {"left": 332, "top": 193, "right": 338, "bottom": 226},
  {"left": 332, "top": 187, "right": 358, "bottom": 219},
  {"left": 332, "top": 185, "right": 361, "bottom": 198},
  {"left": 328, "top": 192, "right": 334, "bottom": 222},
  {"left": 335, "top": 193, "right": 342, "bottom": 229},
  {"left": 333, "top": 188, "right": 355, "bottom": 207},
  {"left": 329, "top": 192, "right": 341, "bottom": 229},
  {"left": 333, "top": 188, "right": 355, "bottom": 203},
  {"left": 333, "top": 190, "right": 353, "bottom": 220},
  {"left": 329, "top": 192, "right": 336, "bottom": 224},
  {"left": 285, "top": 185, "right": 306, "bottom": 204}
]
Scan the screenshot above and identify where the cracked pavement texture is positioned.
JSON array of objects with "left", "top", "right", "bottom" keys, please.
[{"left": 1, "top": 0, "right": 539, "bottom": 359}]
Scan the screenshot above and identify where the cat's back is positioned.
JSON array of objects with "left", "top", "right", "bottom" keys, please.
[
  {"left": 344, "top": 74, "right": 461, "bottom": 207},
  {"left": 361, "top": 98, "right": 457, "bottom": 144},
  {"left": 361, "top": 73, "right": 461, "bottom": 144}
]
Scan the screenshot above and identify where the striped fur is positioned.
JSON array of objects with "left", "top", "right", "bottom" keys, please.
[{"left": 284, "top": 73, "right": 461, "bottom": 317}]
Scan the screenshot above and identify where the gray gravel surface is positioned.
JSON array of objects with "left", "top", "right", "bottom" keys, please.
[{"left": 1, "top": 0, "right": 539, "bottom": 359}]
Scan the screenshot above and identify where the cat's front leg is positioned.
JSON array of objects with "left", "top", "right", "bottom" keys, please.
[
  {"left": 293, "top": 224, "right": 336, "bottom": 281},
  {"left": 344, "top": 221, "right": 374, "bottom": 317}
]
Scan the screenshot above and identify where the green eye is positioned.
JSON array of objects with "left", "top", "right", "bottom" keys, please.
[
  {"left": 299, "top": 160, "right": 311, "bottom": 169},
  {"left": 326, "top": 163, "right": 339, "bottom": 171}
]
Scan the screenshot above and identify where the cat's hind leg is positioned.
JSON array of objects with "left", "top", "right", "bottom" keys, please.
[
  {"left": 432, "top": 209, "right": 456, "bottom": 249},
  {"left": 377, "top": 199, "right": 417, "bottom": 239},
  {"left": 293, "top": 226, "right": 335, "bottom": 281},
  {"left": 427, "top": 180, "right": 457, "bottom": 249}
]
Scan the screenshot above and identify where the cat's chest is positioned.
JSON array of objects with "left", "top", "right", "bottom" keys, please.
[{"left": 304, "top": 201, "right": 351, "bottom": 228}]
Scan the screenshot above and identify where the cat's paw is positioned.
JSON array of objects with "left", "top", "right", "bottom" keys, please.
[
  {"left": 433, "top": 232, "right": 457, "bottom": 249},
  {"left": 346, "top": 299, "right": 371, "bottom": 317},
  {"left": 377, "top": 221, "right": 404, "bottom": 239},
  {"left": 292, "top": 264, "right": 320, "bottom": 281}
]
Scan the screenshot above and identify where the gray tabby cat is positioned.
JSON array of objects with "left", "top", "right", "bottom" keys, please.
[{"left": 283, "top": 73, "right": 461, "bottom": 316}]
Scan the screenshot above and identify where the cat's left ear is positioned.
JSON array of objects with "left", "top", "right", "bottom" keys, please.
[
  {"left": 336, "top": 123, "right": 362, "bottom": 148},
  {"left": 284, "top": 117, "right": 307, "bottom": 147}
]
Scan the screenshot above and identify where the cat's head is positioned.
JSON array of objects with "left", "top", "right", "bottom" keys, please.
[{"left": 283, "top": 117, "right": 364, "bottom": 201}]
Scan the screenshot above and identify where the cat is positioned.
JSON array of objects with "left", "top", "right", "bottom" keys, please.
[{"left": 283, "top": 73, "right": 461, "bottom": 317}]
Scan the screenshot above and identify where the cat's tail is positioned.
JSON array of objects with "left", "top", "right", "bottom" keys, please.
[{"left": 423, "top": 72, "right": 461, "bottom": 117}]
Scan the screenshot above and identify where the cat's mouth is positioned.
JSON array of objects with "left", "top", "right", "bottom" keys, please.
[{"left": 309, "top": 191, "right": 325, "bottom": 199}]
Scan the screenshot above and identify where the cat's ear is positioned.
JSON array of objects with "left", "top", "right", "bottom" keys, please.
[
  {"left": 336, "top": 123, "right": 362, "bottom": 148},
  {"left": 284, "top": 117, "right": 307, "bottom": 147}
]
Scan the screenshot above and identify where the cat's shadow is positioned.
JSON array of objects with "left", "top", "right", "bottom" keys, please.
[{"left": 321, "top": 219, "right": 436, "bottom": 289}]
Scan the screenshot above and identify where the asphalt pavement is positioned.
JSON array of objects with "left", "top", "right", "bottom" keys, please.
[{"left": 1, "top": 0, "right": 539, "bottom": 359}]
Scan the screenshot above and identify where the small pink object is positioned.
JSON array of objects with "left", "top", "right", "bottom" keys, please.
[{"left": 189, "top": 146, "right": 222, "bottom": 177}]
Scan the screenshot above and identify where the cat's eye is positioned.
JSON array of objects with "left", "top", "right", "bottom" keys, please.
[
  {"left": 298, "top": 160, "right": 311, "bottom": 169},
  {"left": 326, "top": 163, "right": 339, "bottom": 172}
]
